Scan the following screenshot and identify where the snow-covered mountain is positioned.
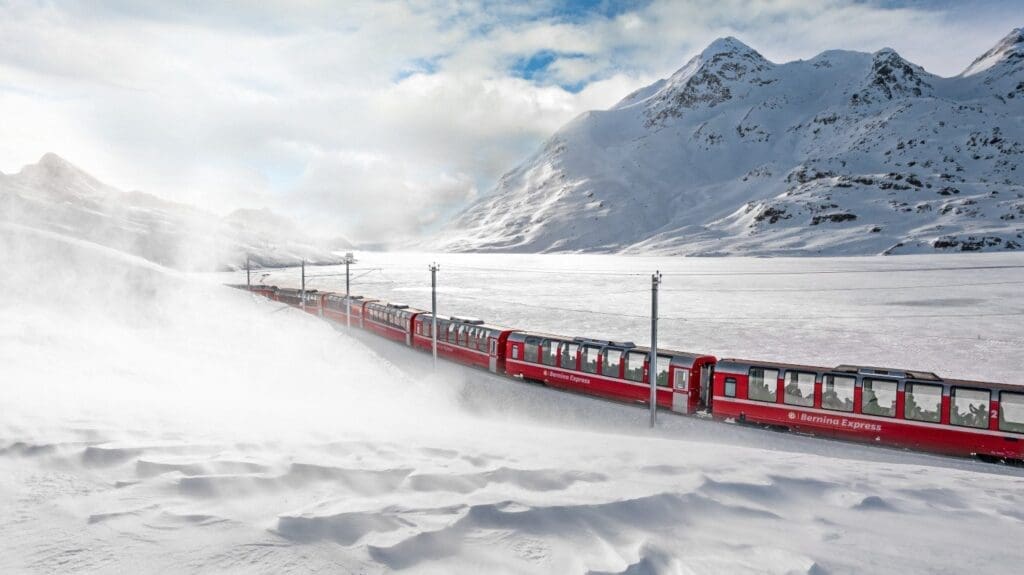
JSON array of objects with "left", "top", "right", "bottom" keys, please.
[
  {"left": 0, "top": 153, "right": 349, "bottom": 270},
  {"left": 438, "top": 29, "right": 1024, "bottom": 255}
]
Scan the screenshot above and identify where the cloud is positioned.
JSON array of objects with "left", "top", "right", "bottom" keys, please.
[{"left": 0, "top": 0, "right": 1018, "bottom": 243}]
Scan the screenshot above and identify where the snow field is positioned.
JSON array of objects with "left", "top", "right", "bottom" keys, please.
[{"left": 2, "top": 225, "right": 1024, "bottom": 573}]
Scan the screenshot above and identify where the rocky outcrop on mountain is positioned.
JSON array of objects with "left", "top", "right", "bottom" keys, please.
[{"left": 438, "top": 29, "right": 1024, "bottom": 255}]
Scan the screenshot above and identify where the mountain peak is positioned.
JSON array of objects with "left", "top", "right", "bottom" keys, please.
[
  {"left": 14, "top": 153, "right": 110, "bottom": 199},
  {"left": 26, "top": 153, "right": 95, "bottom": 181},
  {"left": 700, "top": 36, "right": 759, "bottom": 59},
  {"left": 962, "top": 27, "right": 1024, "bottom": 76}
]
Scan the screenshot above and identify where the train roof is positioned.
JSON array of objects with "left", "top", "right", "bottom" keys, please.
[
  {"left": 719, "top": 358, "right": 1020, "bottom": 390},
  {"left": 508, "top": 330, "right": 711, "bottom": 359},
  {"left": 417, "top": 313, "right": 512, "bottom": 332}
]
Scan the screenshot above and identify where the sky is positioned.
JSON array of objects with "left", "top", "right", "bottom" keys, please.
[{"left": 0, "top": 0, "right": 1020, "bottom": 243}]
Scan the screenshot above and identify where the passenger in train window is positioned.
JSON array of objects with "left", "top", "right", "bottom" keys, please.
[
  {"left": 562, "top": 343, "right": 579, "bottom": 370},
  {"left": 951, "top": 388, "right": 990, "bottom": 429},
  {"left": 748, "top": 368, "right": 778, "bottom": 402},
  {"left": 862, "top": 379, "right": 897, "bottom": 417},
  {"left": 624, "top": 351, "right": 646, "bottom": 382},
  {"left": 524, "top": 337, "right": 541, "bottom": 362},
  {"left": 904, "top": 383, "right": 942, "bottom": 423},
  {"left": 541, "top": 340, "right": 559, "bottom": 366},
  {"left": 784, "top": 372, "right": 815, "bottom": 407}
]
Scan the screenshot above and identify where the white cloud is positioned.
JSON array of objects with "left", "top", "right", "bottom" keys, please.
[{"left": 0, "top": 0, "right": 1017, "bottom": 243}]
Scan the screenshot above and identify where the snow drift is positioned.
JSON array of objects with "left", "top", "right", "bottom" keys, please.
[{"left": 3, "top": 224, "right": 1024, "bottom": 573}]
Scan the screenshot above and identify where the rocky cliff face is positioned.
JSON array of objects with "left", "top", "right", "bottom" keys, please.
[{"left": 437, "top": 30, "right": 1024, "bottom": 255}]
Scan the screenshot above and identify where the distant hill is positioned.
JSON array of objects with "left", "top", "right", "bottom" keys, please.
[
  {"left": 437, "top": 29, "right": 1024, "bottom": 255},
  {"left": 0, "top": 153, "right": 349, "bottom": 270}
]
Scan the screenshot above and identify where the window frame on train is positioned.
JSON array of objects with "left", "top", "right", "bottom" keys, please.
[
  {"left": 580, "top": 345, "right": 600, "bottom": 375},
  {"left": 821, "top": 374, "right": 856, "bottom": 413},
  {"left": 950, "top": 387, "right": 990, "bottom": 429},
  {"left": 999, "top": 391, "right": 1024, "bottom": 434},
  {"left": 783, "top": 371, "right": 816, "bottom": 407},
  {"left": 624, "top": 351, "right": 647, "bottom": 382},
  {"left": 561, "top": 343, "right": 579, "bottom": 370},
  {"left": 747, "top": 367, "right": 779, "bottom": 403},
  {"left": 861, "top": 378, "right": 898, "bottom": 418},
  {"left": 904, "top": 382, "right": 943, "bottom": 423}
]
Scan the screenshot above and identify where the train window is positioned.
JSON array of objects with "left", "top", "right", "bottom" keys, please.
[
  {"left": 748, "top": 368, "right": 779, "bottom": 402},
  {"left": 562, "top": 343, "right": 579, "bottom": 370},
  {"left": 624, "top": 352, "right": 645, "bottom": 382},
  {"left": 783, "top": 371, "right": 815, "bottom": 407},
  {"left": 724, "top": 377, "right": 737, "bottom": 397},
  {"left": 999, "top": 392, "right": 1024, "bottom": 433},
  {"left": 656, "top": 356, "right": 671, "bottom": 388},
  {"left": 862, "top": 379, "right": 897, "bottom": 417},
  {"left": 675, "top": 369, "right": 689, "bottom": 390},
  {"left": 950, "top": 388, "right": 990, "bottom": 429},
  {"left": 447, "top": 323, "right": 457, "bottom": 343},
  {"left": 541, "top": 340, "right": 559, "bottom": 366},
  {"left": 603, "top": 349, "right": 622, "bottom": 377},
  {"left": 822, "top": 375, "right": 855, "bottom": 412},
  {"left": 581, "top": 346, "right": 600, "bottom": 374},
  {"left": 478, "top": 331, "right": 490, "bottom": 352},
  {"left": 904, "top": 383, "right": 943, "bottom": 423},
  {"left": 524, "top": 337, "right": 541, "bottom": 363}
]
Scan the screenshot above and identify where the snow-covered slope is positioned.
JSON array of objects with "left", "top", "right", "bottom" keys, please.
[
  {"left": 0, "top": 153, "right": 349, "bottom": 270},
  {"left": 438, "top": 30, "right": 1024, "bottom": 255},
  {"left": 3, "top": 227, "right": 1024, "bottom": 573}
]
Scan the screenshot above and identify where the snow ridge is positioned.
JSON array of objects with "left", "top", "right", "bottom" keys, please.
[
  {"left": 0, "top": 154, "right": 348, "bottom": 270},
  {"left": 438, "top": 29, "right": 1024, "bottom": 255}
]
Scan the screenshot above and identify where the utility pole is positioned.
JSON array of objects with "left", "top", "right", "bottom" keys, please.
[
  {"left": 649, "top": 270, "right": 662, "bottom": 428},
  {"left": 344, "top": 253, "right": 356, "bottom": 330},
  {"left": 301, "top": 259, "right": 306, "bottom": 311},
  {"left": 429, "top": 262, "right": 440, "bottom": 369},
  {"left": 246, "top": 255, "right": 251, "bottom": 290}
]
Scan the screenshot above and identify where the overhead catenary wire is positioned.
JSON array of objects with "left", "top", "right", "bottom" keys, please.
[{"left": 439, "top": 263, "right": 1024, "bottom": 277}]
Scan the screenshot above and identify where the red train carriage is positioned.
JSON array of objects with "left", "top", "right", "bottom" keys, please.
[
  {"left": 250, "top": 285, "right": 278, "bottom": 299},
  {"left": 411, "top": 315, "right": 514, "bottom": 374},
  {"left": 274, "top": 288, "right": 303, "bottom": 306},
  {"left": 300, "top": 290, "right": 321, "bottom": 315},
  {"left": 712, "top": 360, "right": 1024, "bottom": 460},
  {"left": 323, "top": 294, "right": 373, "bottom": 327},
  {"left": 363, "top": 302, "right": 424, "bottom": 345},
  {"left": 505, "top": 332, "right": 716, "bottom": 414}
]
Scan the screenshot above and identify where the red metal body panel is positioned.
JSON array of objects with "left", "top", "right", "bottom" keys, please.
[
  {"left": 362, "top": 317, "right": 409, "bottom": 343},
  {"left": 412, "top": 334, "right": 491, "bottom": 368},
  {"left": 713, "top": 365, "right": 1024, "bottom": 459},
  {"left": 505, "top": 357, "right": 676, "bottom": 407}
]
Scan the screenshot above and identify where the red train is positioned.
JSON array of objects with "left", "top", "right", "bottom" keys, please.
[{"left": 242, "top": 284, "right": 1024, "bottom": 462}]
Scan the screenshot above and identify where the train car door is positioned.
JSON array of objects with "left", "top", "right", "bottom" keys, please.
[
  {"left": 700, "top": 363, "right": 713, "bottom": 408},
  {"left": 671, "top": 367, "right": 691, "bottom": 414},
  {"left": 488, "top": 335, "right": 498, "bottom": 373}
]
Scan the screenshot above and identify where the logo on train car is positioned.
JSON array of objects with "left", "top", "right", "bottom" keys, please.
[
  {"left": 543, "top": 370, "right": 591, "bottom": 385},
  {"left": 797, "top": 412, "right": 882, "bottom": 432}
]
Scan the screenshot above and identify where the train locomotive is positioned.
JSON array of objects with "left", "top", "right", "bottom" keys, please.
[{"left": 242, "top": 284, "right": 1024, "bottom": 463}]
